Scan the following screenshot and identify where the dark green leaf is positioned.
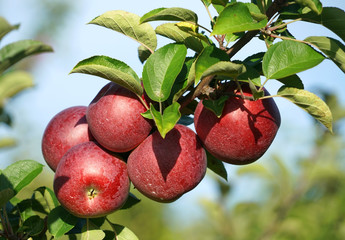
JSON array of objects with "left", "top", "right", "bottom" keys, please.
[
  {"left": 156, "top": 23, "right": 206, "bottom": 53},
  {"left": 34, "top": 186, "right": 59, "bottom": 213},
  {"left": 237, "top": 64, "right": 261, "bottom": 86},
  {"left": 150, "top": 102, "right": 181, "bottom": 138},
  {"left": 138, "top": 45, "right": 152, "bottom": 63},
  {"left": 277, "top": 75, "right": 304, "bottom": 89},
  {"left": 277, "top": 86, "right": 333, "bottom": 132},
  {"left": 70, "top": 56, "right": 142, "bottom": 95},
  {"left": 305, "top": 36, "right": 345, "bottom": 74},
  {"left": 178, "top": 115, "right": 194, "bottom": 126},
  {"left": 121, "top": 193, "right": 140, "bottom": 210},
  {"left": 0, "top": 17, "right": 19, "bottom": 41},
  {"left": 89, "top": 10, "right": 157, "bottom": 54},
  {"left": 0, "top": 71, "right": 33, "bottom": 107},
  {"left": 142, "top": 44, "right": 187, "bottom": 102},
  {"left": 262, "top": 40, "right": 325, "bottom": 79},
  {"left": 195, "top": 45, "right": 229, "bottom": 85},
  {"left": 248, "top": 80, "right": 264, "bottom": 99},
  {"left": 17, "top": 199, "right": 46, "bottom": 221},
  {"left": 202, "top": 95, "right": 229, "bottom": 118},
  {"left": 206, "top": 151, "right": 228, "bottom": 181},
  {"left": 18, "top": 216, "right": 45, "bottom": 236},
  {"left": 212, "top": 2, "right": 267, "bottom": 35},
  {"left": 281, "top": 7, "right": 345, "bottom": 42},
  {"left": 48, "top": 206, "right": 79, "bottom": 239},
  {"left": 295, "top": 0, "right": 323, "bottom": 15},
  {"left": 140, "top": 7, "right": 198, "bottom": 24},
  {"left": 0, "top": 188, "right": 14, "bottom": 206},
  {"left": 0, "top": 40, "right": 53, "bottom": 74},
  {"left": 173, "top": 59, "right": 196, "bottom": 102},
  {"left": 200, "top": 61, "right": 246, "bottom": 80},
  {"left": 2, "top": 160, "right": 43, "bottom": 195}
]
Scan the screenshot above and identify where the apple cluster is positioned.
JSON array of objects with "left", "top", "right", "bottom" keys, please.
[{"left": 41, "top": 81, "right": 280, "bottom": 218}]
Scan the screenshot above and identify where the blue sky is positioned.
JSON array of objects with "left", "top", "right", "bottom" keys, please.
[{"left": 1, "top": 0, "right": 345, "bottom": 224}]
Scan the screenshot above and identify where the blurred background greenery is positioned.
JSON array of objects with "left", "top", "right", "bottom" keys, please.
[{"left": 1, "top": 0, "right": 345, "bottom": 239}]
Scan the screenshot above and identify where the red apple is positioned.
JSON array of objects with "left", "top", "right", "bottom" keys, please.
[
  {"left": 53, "top": 141, "right": 130, "bottom": 218},
  {"left": 127, "top": 124, "right": 207, "bottom": 203},
  {"left": 41, "top": 106, "right": 92, "bottom": 171},
  {"left": 86, "top": 82, "right": 152, "bottom": 153},
  {"left": 194, "top": 83, "right": 281, "bottom": 165}
]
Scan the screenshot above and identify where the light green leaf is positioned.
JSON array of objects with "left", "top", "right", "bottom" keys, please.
[
  {"left": 281, "top": 7, "right": 345, "bottom": 42},
  {"left": 277, "top": 86, "right": 333, "bottom": 132},
  {"left": 150, "top": 102, "right": 181, "bottom": 138},
  {"left": 81, "top": 220, "right": 105, "bottom": 240},
  {"left": 140, "top": 7, "right": 198, "bottom": 24},
  {"left": 0, "top": 17, "right": 19, "bottom": 41},
  {"left": 305, "top": 36, "right": 345, "bottom": 74},
  {"left": 156, "top": 23, "right": 206, "bottom": 53},
  {"left": 0, "top": 138, "right": 16, "bottom": 149},
  {"left": 195, "top": 45, "right": 229, "bottom": 85},
  {"left": 0, "top": 71, "right": 34, "bottom": 107},
  {"left": 2, "top": 160, "right": 43, "bottom": 195},
  {"left": 262, "top": 40, "right": 325, "bottom": 79},
  {"left": 212, "top": 2, "right": 267, "bottom": 35},
  {"left": 111, "top": 223, "right": 139, "bottom": 240},
  {"left": 34, "top": 187, "right": 60, "bottom": 213},
  {"left": 0, "top": 40, "right": 53, "bottom": 74},
  {"left": 89, "top": 10, "right": 157, "bottom": 54},
  {"left": 295, "top": 0, "right": 323, "bottom": 15},
  {"left": 48, "top": 206, "right": 79, "bottom": 239},
  {"left": 142, "top": 43, "right": 187, "bottom": 102},
  {"left": 200, "top": 61, "right": 246, "bottom": 80},
  {"left": 70, "top": 55, "right": 142, "bottom": 95}
]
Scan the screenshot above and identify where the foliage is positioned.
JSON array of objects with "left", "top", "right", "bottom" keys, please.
[{"left": 1, "top": 0, "right": 345, "bottom": 239}]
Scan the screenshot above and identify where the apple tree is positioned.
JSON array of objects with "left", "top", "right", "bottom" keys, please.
[{"left": 1, "top": 0, "right": 345, "bottom": 239}]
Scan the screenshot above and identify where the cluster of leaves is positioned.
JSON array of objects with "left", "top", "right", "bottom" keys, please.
[{"left": 0, "top": 17, "right": 52, "bottom": 148}]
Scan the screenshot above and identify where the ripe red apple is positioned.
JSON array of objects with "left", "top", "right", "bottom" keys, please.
[
  {"left": 194, "top": 83, "right": 281, "bottom": 165},
  {"left": 127, "top": 124, "right": 207, "bottom": 203},
  {"left": 86, "top": 82, "right": 152, "bottom": 153},
  {"left": 53, "top": 141, "right": 130, "bottom": 218},
  {"left": 41, "top": 106, "right": 92, "bottom": 171}
]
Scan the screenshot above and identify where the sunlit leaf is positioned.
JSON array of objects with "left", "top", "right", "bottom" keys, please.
[
  {"left": 48, "top": 206, "right": 79, "bottom": 239},
  {"left": 109, "top": 223, "right": 139, "bottom": 240},
  {"left": 89, "top": 10, "right": 157, "bottom": 54},
  {"left": 0, "top": 40, "right": 53, "bottom": 73},
  {"left": 277, "top": 86, "right": 333, "bottom": 132},
  {"left": 262, "top": 40, "right": 325, "bottom": 79},
  {"left": 0, "top": 17, "right": 19, "bottom": 41},
  {"left": 140, "top": 7, "right": 198, "bottom": 24},
  {"left": 295, "top": 0, "right": 322, "bottom": 15},
  {"left": 305, "top": 36, "right": 345, "bottom": 74},
  {"left": 200, "top": 61, "right": 246, "bottom": 80},
  {"left": 0, "top": 137, "right": 16, "bottom": 149},
  {"left": 212, "top": 2, "right": 267, "bottom": 35},
  {"left": 70, "top": 55, "right": 142, "bottom": 95},
  {"left": 34, "top": 186, "right": 59, "bottom": 213},
  {"left": 142, "top": 44, "right": 187, "bottom": 102},
  {"left": 81, "top": 220, "right": 105, "bottom": 240}
]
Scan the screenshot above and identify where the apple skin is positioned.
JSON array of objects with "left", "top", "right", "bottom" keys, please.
[
  {"left": 194, "top": 84, "right": 281, "bottom": 165},
  {"left": 41, "top": 106, "right": 92, "bottom": 171},
  {"left": 127, "top": 124, "right": 207, "bottom": 203},
  {"left": 53, "top": 141, "right": 130, "bottom": 218},
  {"left": 86, "top": 82, "right": 152, "bottom": 153}
]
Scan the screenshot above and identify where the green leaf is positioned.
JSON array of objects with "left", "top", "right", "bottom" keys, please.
[
  {"left": 0, "top": 138, "right": 16, "bottom": 149},
  {"left": 281, "top": 7, "right": 345, "bottom": 43},
  {"left": 89, "top": 10, "right": 157, "bottom": 54},
  {"left": 277, "top": 74, "right": 304, "bottom": 89},
  {"left": 200, "top": 61, "right": 246, "bottom": 80},
  {"left": 2, "top": 160, "right": 43, "bottom": 195},
  {"left": 0, "top": 188, "right": 14, "bottom": 206},
  {"left": 173, "top": 59, "right": 196, "bottom": 102},
  {"left": 0, "top": 71, "right": 34, "bottom": 107},
  {"left": 142, "top": 43, "right": 187, "bottom": 102},
  {"left": 295, "top": 0, "right": 322, "bottom": 15},
  {"left": 212, "top": 2, "right": 267, "bottom": 35},
  {"left": 138, "top": 45, "right": 151, "bottom": 63},
  {"left": 262, "top": 40, "right": 325, "bottom": 79},
  {"left": 34, "top": 186, "right": 59, "bottom": 213},
  {"left": 110, "top": 223, "right": 139, "bottom": 240},
  {"left": 0, "top": 17, "right": 19, "bottom": 41},
  {"left": 150, "top": 102, "right": 181, "bottom": 138},
  {"left": 70, "top": 56, "right": 142, "bottom": 95},
  {"left": 277, "top": 86, "right": 333, "bottom": 132},
  {"left": 48, "top": 206, "right": 79, "bottom": 239},
  {"left": 140, "top": 7, "right": 198, "bottom": 24},
  {"left": 206, "top": 150, "right": 228, "bottom": 181},
  {"left": 0, "top": 40, "right": 53, "bottom": 74},
  {"left": 18, "top": 216, "right": 45, "bottom": 236},
  {"left": 81, "top": 220, "right": 105, "bottom": 240},
  {"left": 120, "top": 193, "right": 141, "bottom": 210},
  {"left": 305, "top": 36, "right": 345, "bottom": 74},
  {"left": 202, "top": 95, "right": 229, "bottom": 118},
  {"left": 195, "top": 45, "right": 229, "bottom": 85},
  {"left": 156, "top": 23, "right": 207, "bottom": 53},
  {"left": 237, "top": 64, "right": 261, "bottom": 86}
]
